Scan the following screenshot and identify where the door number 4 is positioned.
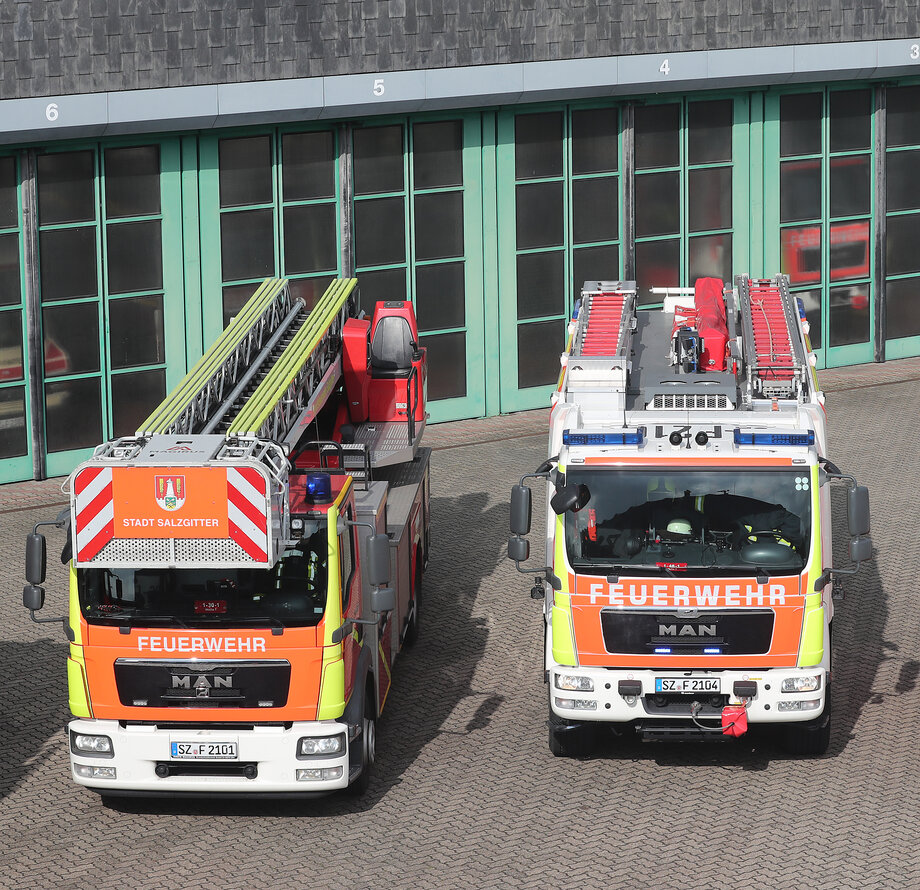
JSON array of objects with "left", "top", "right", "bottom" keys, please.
[{"left": 659, "top": 59, "right": 670, "bottom": 76}]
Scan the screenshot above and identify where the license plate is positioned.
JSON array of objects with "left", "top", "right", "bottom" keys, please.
[
  {"left": 170, "top": 741, "right": 238, "bottom": 760},
  {"left": 655, "top": 677, "right": 721, "bottom": 694}
]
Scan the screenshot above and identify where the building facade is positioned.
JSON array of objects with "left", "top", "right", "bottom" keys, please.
[{"left": 1, "top": 2, "right": 919, "bottom": 482}]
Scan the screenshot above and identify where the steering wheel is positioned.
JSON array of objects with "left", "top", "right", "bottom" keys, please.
[{"left": 745, "top": 530, "right": 788, "bottom": 542}]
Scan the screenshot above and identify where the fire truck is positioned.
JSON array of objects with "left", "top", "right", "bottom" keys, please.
[
  {"left": 508, "top": 274, "right": 872, "bottom": 756},
  {"left": 23, "top": 277, "right": 431, "bottom": 796}
]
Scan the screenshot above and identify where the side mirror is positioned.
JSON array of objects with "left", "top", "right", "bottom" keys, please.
[
  {"left": 850, "top": 535, "right": 872, "bottom": 563},
  {"left": 25, "top": 533, "right": 47, "bottom": 585},
  {"left": 510, "top": 485, "right": 532, "bottom": 536},
  {"left": 550, "top": 482, "right": 590, "bottom": 515},
  {"left": 369, "top": 586, "right": 396, "bottom": 614},
  {"left": 508, "top": 535, "right": 530, "bottom": 563},
  {"left": 23, "top": 584, "right": 45, "bottom": 611},
  {"left": 366, "top": 533, "right": 391, "bottom": 588},
  {"left": 848, "top": 485, "right": 870, "bottom": 537}
]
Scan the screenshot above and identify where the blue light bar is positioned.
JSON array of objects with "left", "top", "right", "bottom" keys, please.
[
  {"left": 562, "top": 429, "right": 644, "bottom": 446},
  {"left": 703, "top": 647, "right": 722, "bottom": 655},
  {"left": 654, "top": 647, "right": 672, "bottom": 654},
  {"left": 305, "top": 472, "right": 333, "bottom": 504},
  {"left": 733, "top": 429, "right": 815, "bottom": 447}
]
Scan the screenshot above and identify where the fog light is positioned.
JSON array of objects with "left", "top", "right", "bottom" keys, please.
[
  {"left": 74, "top": 764, "right": 116, "bottom": 780},
  {"left": 296, "top": 766, "right": 344, "bottom": 781},
  {"left": 782, "top": 675, "right": 822, "bottom": 693},
  {"left": 778, "top": 698, "right": 822, "bottom": 712},
  {"left": 554, "top": 697, "right": 597, "bottom": 711},
  {"left": 555, "top": 674, "right": 594, "bottom": 692},
  {"left": 71, "top": 732, "right": 113, "bottom": 758},
  {"left": 298, "top": 733, "right": 345, "bottom": 757}
]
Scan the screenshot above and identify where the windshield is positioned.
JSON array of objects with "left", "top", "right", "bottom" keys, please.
[
  {"left": 78, "top": 531, "right": 328, "bottom": 628},
  {"left": 564, "top": 468, "right": 812, "bottom": 577}
]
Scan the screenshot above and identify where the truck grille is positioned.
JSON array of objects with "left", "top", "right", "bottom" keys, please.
[{"left": 650, "top": 393, "right": 731, "bottom": 410}]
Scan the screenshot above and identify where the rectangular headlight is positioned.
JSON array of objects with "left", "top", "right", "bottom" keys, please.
[
  {"left": 554, "top": 697, "right": 597, "bottom": 711},
  {"left": 296, "top": 766, "right": 344, "bottom": 781},
  {"left": 70, "top": 731, "right": 114, "bottom": 758},
  {"left": 781, "top": 675, "right": 822, "bottom": 693},
  {"left": 74, "top": 764, "right": 117, "bottom": 780},
  {"left": 555, "top": 674, "right": 594, "bottom": 692},
  {"left": 297, "top": 733, "right": 346, "bottom": 757}
]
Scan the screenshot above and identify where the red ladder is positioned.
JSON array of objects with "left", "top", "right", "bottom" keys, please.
[
  {"left": 578, "top": 292, "right": 629, "bottom": 356},
  {"left": 747, "top": 278, "right": 795, "bottom": 382}
]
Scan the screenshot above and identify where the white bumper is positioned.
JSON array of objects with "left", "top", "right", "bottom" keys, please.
[
  {"left": 68, "top": 719, "right": 353, "bottom": 795},
  {"left": 548, "top": 664, "right": 828, "bottom": 724}
]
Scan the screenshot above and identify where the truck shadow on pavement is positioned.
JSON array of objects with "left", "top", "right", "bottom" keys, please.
[
  {"left": 105, "top": 489, "right": 505, "bottom": 817},
  {"left": 0, "top": 639, "right": 70, "bottom": 800}
]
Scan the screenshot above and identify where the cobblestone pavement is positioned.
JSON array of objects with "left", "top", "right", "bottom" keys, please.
[{"left": 1, "top": 361, "right": 918, "bottom": 890}]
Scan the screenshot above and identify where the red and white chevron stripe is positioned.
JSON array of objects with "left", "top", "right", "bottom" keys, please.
[
  {"left": 74, "top": 466, "right": 115, "bottom": 562},
  {"left": 227, "top": 466, "right": 269, "bottom": 562}
]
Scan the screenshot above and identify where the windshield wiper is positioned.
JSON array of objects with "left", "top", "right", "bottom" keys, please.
[
  {"left": 111, "top": 614, "right": 190, "bottom": 633},
  {"left": 196, "top": 616, "right": 286, "bottom": 635}
]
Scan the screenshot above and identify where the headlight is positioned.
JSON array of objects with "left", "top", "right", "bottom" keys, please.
[
  {"left": 297, "top": 733, "right": 345, "bottom": 757},
  {"left": 74, "top": 765, "right": 117, "bottom": 780},
  {"left": 555, "top": 674, "right": 594, "bottom": 692},
  {"left": 782, "top": 675, "right": 822, "bottom": 693},
  {"left": 70, "top": 731, "right": 114, "bottom": 758},
  {"left": 554, "top": 697, "right": 597, "bottom": 711},
  {"left": 778, "top": 699, "right": 822, "bottom": 712},
  {"left": 296, "top": 766, "right": 344, "bottom": 782}
]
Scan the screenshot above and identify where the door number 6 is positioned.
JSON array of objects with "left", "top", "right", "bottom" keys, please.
[
  {"left": 911, "top": 44, "right": 919, "bottom": 60},
  {"left": 45, "top": 103, "right": 59, "bottom": 122}
]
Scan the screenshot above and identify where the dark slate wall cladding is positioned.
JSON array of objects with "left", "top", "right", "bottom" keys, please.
[{"left": 0, "top": 0, "right": 916, "bottom": 99}]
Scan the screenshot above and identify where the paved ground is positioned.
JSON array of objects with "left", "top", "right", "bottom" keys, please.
[{"left": 1, "top": 358, "right": 919, "bottom": 890}]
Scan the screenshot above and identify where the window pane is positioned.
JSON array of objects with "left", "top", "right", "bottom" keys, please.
[
  {"left": 219, "top": 137, "right": 272, "bottom": 208},
  {"left": 514, "top": 112, "right": 563, "bottom": 179},
  {"left": 415, "top": 192, "right": 464, "bottom": 261},
  {"left": 887, "top": 85, "right": 920, "bottom": 149},
  {"left": 829, "top": 283, "right": 870, "bottom": 347},
  {"left": 415, "top": 262, "right": 465, "bottom": 332},
  {"left": 222, "top": 283, "right": 259, "bottom": 329},
  {"left": 111, "top": 369, "right": 166, "bottom": 438},
  {"left": 780, "top": 93, "right": 822, "bottom": 157},
  {"left": 37, "top": 151, "right": 95, "bottom": 224},
  {"left": 109, "top": 295, "right": 165, "bottom": 369},
  {"left": 688, "top": 167, "right": 732, "bottom": 232},
  {"left": 355, "top": 268, "right": 406, "bottom": 316},
  {"left": 220, "top": 209, "right": 274, "bottom": 281},
  {"left": 636, "top": 238, "right": 679, "bottom": 304},
  {"left": 635, "top": 171, "right": 680, "bottom": 237},
  {"left": 282, "top": 131, "right": 336, "bottom": 201},
  {"left": 45, "top": 376, "right": 102, "bottom": 452},
  {"left": 289, "top": 276, "right": 333, "bottom": 311},
  {"left": 0, "top": 309, "right": 22, "bottom": 382},
  {"left": 354, "top": 197, "right": 405, "bottom": 267},
  {"left": 283, "top": 204, "right": 337, "bottom": 274},
  {"left": 0, "top": 156, "right": 17, "bottom": 228},
  {"left": 781, "top": 225, "right": 822, "bottom": 286},
  {"left": 830, "top": 90, "right": 871, "bottom": 152},
  {"left": 780, "top": 160, "right": 821, "bottom": 223},
  {"left": 39, "top": 227, "right": 98, "bottom": 301},
  {"left": 635, "top": 104, "right": 680, "bottom": 169},
  {"left": 413, "top": 121, "right": 463, "bottom": 189},
  {"left": 104, "top": 146, "right": 160, "bottom": 218},
  {"left": 796, "top": 288, "right": 822, "bottom": 349},
  {"left": 572, "top": 176, "right": 618, "bottom": 244},
  {"left": 517, "top": 320, "right": 563, "bottom": 388},
  {"left": 0, "top": 385, "right": 27, "bottom": 458},
  {"left": 830, "top": 156, "right": 870, "bottom": 218},
  {"left": 572, "top": 109, "right": 618, "bottom": 175},
  {"left": 42, "top": 302, "right": 100, "bottom": 376},
  {"left": 516, "top": 251, "right": 564, "bottom": 320},
  {"left": 830, "top": 220, "right": 870, "bottom": 281},
  {"left": 0, "top": 232, "right": 20, "bottom": 306},
  {"left": 688, "top": 100, "right": 733, "bottom": 165},
  {"left": 107, "top": 220, "right": 163, "bottom": 294},
  {"left": 887, "top": 213, "right": 920, "bottom": 276},
  {"left": 516, "top": 182, "right": 564, "bottom": 250},
  {"left": 887, "top": 150, "right": 920, "bottom": 213},
  {"left": 689, "top": 233, "right": 732, "bottom": 284},
  {"left": 353, "top": 125, "right": 404, "bottom": 196},
  {"left": 885, "top": 276, "right": 920, "bottom": 340},
  {"left": 419, "top": 330, "right": 466, "bottom": 401},
  {"left": 573, "top": 245, "right": 619, "bottom": 301}
]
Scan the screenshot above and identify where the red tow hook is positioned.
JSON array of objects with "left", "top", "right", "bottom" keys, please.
[{"left": 721, "top": 703, "right": 748, "bottom": 737}]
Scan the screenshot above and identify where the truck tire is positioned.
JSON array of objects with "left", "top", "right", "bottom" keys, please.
[
  {"left": 779, "top": 689, "right": 831, "bottom": 756},
  {"left": 348, "top": 699, "right": 377, "bottom": 796},
  {"left": 403, "top": 552, "right": 422, "bottom": 647},
  {"left": 548, "top": 691, "right": 597, "bottom": 758}
]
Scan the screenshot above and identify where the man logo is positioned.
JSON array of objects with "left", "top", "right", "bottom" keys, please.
[
  {"left": 658, "top": 623, "right": 717, "bottom": 637},
  {"left": 155, "top": 474, "right": 186, "bottom": 511},
  {"left": 171, "top": 674, "right": 233, "bottom": 698}
]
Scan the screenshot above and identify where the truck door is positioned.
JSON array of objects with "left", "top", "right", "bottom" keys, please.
[{"left": 339, "top": 504, "right": 361, "bottom": 706}]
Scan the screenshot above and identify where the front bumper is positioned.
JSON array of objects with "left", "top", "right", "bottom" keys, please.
[
  {"left": 68, "top": 719, "right": 353, "bottom": 795},
  {"left": 548, "top": 665, "right": 828, "bottom": 725}
]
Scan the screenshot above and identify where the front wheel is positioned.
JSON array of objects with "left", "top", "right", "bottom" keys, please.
[
  {"left": 779, "top": 690, "right": 831, "bottom": 756},
  {"left": 347, "top": 706, "right": 377, "bottom": 796}
]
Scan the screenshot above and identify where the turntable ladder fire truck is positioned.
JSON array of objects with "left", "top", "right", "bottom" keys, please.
[
  {"left": 508, "top": 274, "right": 872, "bottom": 756},
  {"left": 24, "top": 276, "right": 431, "bottom": 796}
]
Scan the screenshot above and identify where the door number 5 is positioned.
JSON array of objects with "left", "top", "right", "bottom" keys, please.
[{"left": 373, "top": 78, "right": 385, "bottom": 96}]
